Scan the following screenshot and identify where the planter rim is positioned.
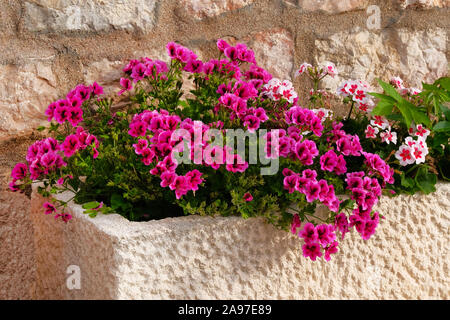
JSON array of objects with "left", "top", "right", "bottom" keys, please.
[
  {"left": 32, "top": 183, "right": 266, "bottom": 237},
  {"left": 32, "top": 182, "right": 450, "bottom": 237}
]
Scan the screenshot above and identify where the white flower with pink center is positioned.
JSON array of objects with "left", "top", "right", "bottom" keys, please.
[
  {"left": 312, "top": 108, "right": 333, "bottom": 122},
  {"left": 395, "top": 145, "right": 415, "bottom": 166},
  {"left": 336, "top": 81, "right": 350, "bottom": 97},
  {"left": 416, "top": 137, "right": 428, "bottom": 151},
  {"left": 370, "top": 116, "right": 389, "bottom": 130},
  {"left": 404, "top": 136, "right": 416, "bottom": 148},
  {"left": 411, "top": 145, "right": 427, "bottom": 164},
  {"left": 408, "top": 87, "right": 421, "bottom": 95},
  {"left": 380, "top": 127, "right": 397, "bottom": 145},
  {"left": 365, "top": 125, "right": 379, "bottom": 139},
  {"left": 357, "top": 99, "right": 375, "bottom": 112},
  {"left": 390, "top": 76, "right": 404, "bottom": 89},
  {"left": 321, "top": 62, "right": 338, "bottom": 77},
  {"left": 356, "top": 80, "right": 371, "bottom": 90},
  {"left": 352, "top": 88, "right": 368, "bottom": 104},
  {"left": 414, "top": 124, "right": 430, "bottom": 140},
  {"left": 263, "top": 78, "right": 297, "bottom": 103},
  {"left": 295, "top": 62, "right": 312, "bottom": 77},
  {"left": 281, "top": 80, "right": 294, "bottom": 89}
]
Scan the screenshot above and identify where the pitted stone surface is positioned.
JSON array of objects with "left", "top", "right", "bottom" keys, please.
[
  {"left": 0, "top": 191, "right": 35, "bottom": 299},
  {"left": 315, "top": 28, "right": 448, "bottom": 92},
  {"left": 179, "top": 0, "right": 255, "bottom": 19},
  {"left": 31, "top": 183, "right": 450, "bottom": 299},
  {"left": 23, "top": 0, "right": 157, "bottom": 33},
  {"left": 292, "top": 0, "right": 369, "bottom": 13},
  {"left": 245, "top": 28, "right": 295, "bottom": 80},
  {"left": 0, "top": 62, "right": 60, "bottom": 141},
  {"left": 399, "top": 0, "right": 450, "bottom": 9}
]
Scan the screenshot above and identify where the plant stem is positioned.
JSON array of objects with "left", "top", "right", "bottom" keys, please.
[{"left": 346, "top": 101, "right": 355, "bottom": 120}]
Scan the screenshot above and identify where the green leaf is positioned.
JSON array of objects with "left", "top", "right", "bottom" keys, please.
[
  {"left": 368, "top": 92, "right": 397, "bottom": 103},
  {"left": 377, "top": 79, "right": 403, "bottom": 102},
  {"left": 36, "top": 126, "right": 46, "bottom": 132},
  {"left": 396, "top": 100, "right": 414, "bottom": 127},
  {"left": 386, "top": 114, "right": 404, "bottom": 121},
  {"left": 339, "top": 199, "right": 356, "bottom": 211},
  {"left": 408, "top": 105, "right": 431, "bottom": 127},
  {"left": 430, "top": 132, "right": 449, "bottom": 148},
  {"left": 400, "top": 173, "right": 414, "bottom": 189},
  {"left": 440, "top": 104, "right": 450, "bottom": 120},
  {"left": 372, "top": 99, "right": 394, "bottom": 116},
  {"left": 82, "top": 201, "right": 101, "bottom": 209},
  {"left": 422, "top": 83, "right": 438, "bottom": 91},
  {"left": 433, "top": 121, "right": 450, "bottom": 132},
  {"left": 437, "top": 77, "right": 450, "bottom": 91},
  {"left": 414, "top": 166, "right": 437, "bottom": 194}
]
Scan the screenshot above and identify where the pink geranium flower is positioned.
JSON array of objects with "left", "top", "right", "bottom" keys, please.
[
  {"left": 54, "top": 106, "right": 70, "bottom": 124},
  {"left": 290, "top": 214, "right": 301, "bottom": 235},
  {"left": 55, "top": 212, "right": 72, "bottom": 223},
  {"left": 299, "top": 223, "right": 318, "bottom": 244},
  {"left": 11, "top": 163, "right": 27, "bottom": 180},
  {"left": 324, "top": 241, "right": 339, "bottom": 261},
  {"left": 68, "top": 107, "right": 83, "bottom": 127},
  {"left": 283, "top": 175, "right": 299, "bottom": 194},
  {"left": 243, "top": 192, "right": 253, "bottom": 202},
  {"left": 61, "top": 134, "right": 80, "bottom": 158},
  {"left": 302, "top": 242, "right": 322, "bottom": 261},
  {"left": 43, "top": 202, "right": 56, "bottom": 215},
  {"left": 334, "top": 213, "right": 349, "bottom": 239},
  {"left": 320, "top": 150, "right": 338, "bottom": 172}
]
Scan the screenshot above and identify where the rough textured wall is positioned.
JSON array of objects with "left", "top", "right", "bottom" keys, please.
[
  {"left": 1, "top": 0, "right": 449, "bottom": 299},
  {"left": 30, "top": 183, "right": 450, "bottom": 300},
  {"left": 0, "top": 0, "right": 449, "bottom": 140}
]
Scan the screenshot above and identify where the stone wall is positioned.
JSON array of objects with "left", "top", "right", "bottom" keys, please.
[
  {"left": 0, "top": 0, "right": 449, "bottom": 299},
  {"left": 0, "top": 0, "right": 448, "bottom": 141}
]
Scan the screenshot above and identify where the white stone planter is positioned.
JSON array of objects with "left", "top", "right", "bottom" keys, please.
[{"left": 31, "top": 183, "right": 450, "bottom": 299}]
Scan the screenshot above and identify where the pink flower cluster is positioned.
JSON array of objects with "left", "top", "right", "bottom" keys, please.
[
  {"left": 328, "top": 122, "right": 362, "bottom": 156},
  {"left": 285, "top": 106, "right": 324, "bottom": 137},
  {"left": 283, "top": 168, "right": 340, "bottom": 212},
  {"left": 9, "top": 127, "right": 99, "bottom": 192},
  {"left": 291, "top": 218, "right": 339, "bottom": 261},
  {"left": 119, "top": 57, "right": 169, "bottom": 94},
  {"left": 217, "top": 39, "right": 257, "bottom": 64},
  {"left": 217, "top": 81, "right": 268, "bottom": 132},
  {"left": 320, "top": 150, "right": 346, "bottom": 175},
  {"left": 10, "top": 137, "right": 65, "bottom": 191},
  {"left": 43, "top": 202, "right": 72, "bottom": 223},
  {"left": 166, "top": 40, "right": 247, "bottom": 80},
  {"left": 61, "top": 127, "right": 100, "bottom": 158},
  {"left": 129, "top": 109, "right": 253, "bottom": 199},
  {"left": 363, "top": 152, "right": 395, "bottom": 185},
  {"left": 45, "top": 83, "right": 103, "bottom": 126},
  {"left": 289, "top": 170, "right": 386, "bottom": 261}
]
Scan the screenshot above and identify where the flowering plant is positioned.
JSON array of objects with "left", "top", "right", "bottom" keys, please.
[
  {"left": 10, "top": 40, "right": 397, "bottom": 262},
  {"left": 296, "top": 63, "right": 449, "bottom": 196}
]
